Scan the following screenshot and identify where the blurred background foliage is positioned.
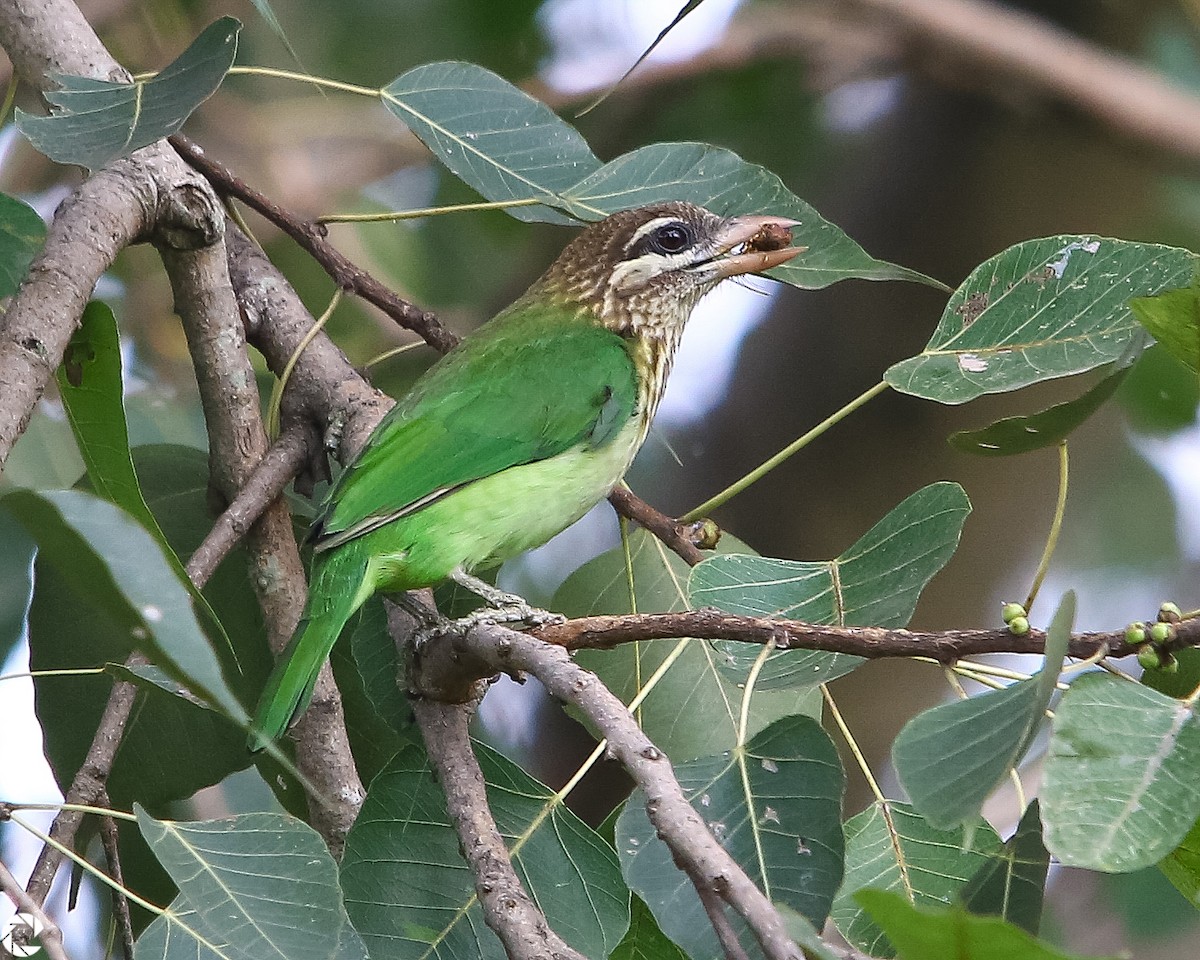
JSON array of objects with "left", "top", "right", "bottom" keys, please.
[{"left": 5, "top": 0, "right": 1200, "bottom": 954}]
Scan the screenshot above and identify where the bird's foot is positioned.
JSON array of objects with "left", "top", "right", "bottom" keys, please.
[{"left": 416, "top": 595, "right": 564, "bottom": 649}]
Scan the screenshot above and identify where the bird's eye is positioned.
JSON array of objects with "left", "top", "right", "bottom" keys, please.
[{"left": 650, "top": 223, "right": 693, "bottom": 255}]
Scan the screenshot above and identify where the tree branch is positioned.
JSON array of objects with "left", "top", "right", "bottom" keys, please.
[
  {"left": 453, "top": 623, "right": 804, "bottom": 960},
  {"left": 839, "top": 0, "right": 1200, "bottom": 164},
  {"left": 22, "top": 663, "right": 141, "bottom": 906},
  {"left": 184, "top": 424, "right": 311, "bottom": 587},
  {"left": 0, "top": 858, "right": 71, "bottom": 960},
  {"left": 170, "top": 133, "right": 458, "bottom": 354},
  {"left": 412, "top": 697, "right": 589, "bottom": 960},
  {"left": 162, "top": 237, "right": 364, "bottom": 854},
  {"left": 607, "top": 485, "right": 709, "bottom": 566},
  {"left": 534, "top": 608, "right": 1196, "bottom": 662}
]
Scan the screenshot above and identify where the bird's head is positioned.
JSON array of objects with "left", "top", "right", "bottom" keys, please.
[{"left": 534, "top": 201, "right": 804, "bottom": 339}]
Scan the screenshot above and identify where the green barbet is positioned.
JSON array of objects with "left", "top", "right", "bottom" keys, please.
[{"left": 249, "top": 202, "right": 802, "bottom": 747}]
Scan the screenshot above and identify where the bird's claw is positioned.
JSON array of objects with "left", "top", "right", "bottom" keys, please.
[{"left": 415, "top": 601, "right": 564, "bottom": 649}]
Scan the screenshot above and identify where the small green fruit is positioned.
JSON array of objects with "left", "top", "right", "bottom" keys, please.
[
  {"left": 1149, "top": 621, "right": 1174, "bottom": 644},
  {"left": 1138, "top": 645, "right": 1163, "bottom": 671},
  {"left": 1124, "top": 622, "right": 1147, "bottom": 645},
  {"left": 1001, "top": 602, "right": 1027, "bottom": 625},
  {"left": 1158, "top": 601, "right": 1183, "bottom": 624},
  {"left": 1008, "top": 615, "right": 1030, "bottom": 636},
  {"left": 1162, "top": 653, "right": 1180, "bottom": 674}
]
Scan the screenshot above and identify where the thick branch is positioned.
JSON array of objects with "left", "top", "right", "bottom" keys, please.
[
  {"left": 454, "top": 624, "right": 803, "bottom": 960},
  {"left": 225, "top": 227, "right": 389, "bottom": 467},
  {"left": 841, "top": 0, "right": 1200, "bottom": 164},
  {"left": 162, "top": 239, "right": 364, "bottom": 853},
  {"left": 535, "top": 609, "right": 1196, "bottom": 662},
  {"left": 412, "top": 697, "right": 588, "bottom": 960},
  {"left": 0, "top": 164, "right": 146, "bottom": 468}
]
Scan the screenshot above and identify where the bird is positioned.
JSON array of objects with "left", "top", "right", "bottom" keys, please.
[{"left": 248, "top": 201, "right": 802, "bottom": 748}]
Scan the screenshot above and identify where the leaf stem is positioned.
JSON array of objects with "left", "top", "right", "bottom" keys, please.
[
  {"left": 737, "top": 639, "right": 775, "bottom": 747},
  {"left": 266, "top": 288, "right": 341, "bottom": 438},
  {"left": 317, "top": 197, "right": 544, "bottom": 224},
  {"left": 684, "top": 380, "right": 889, "bottom": 521},
  {"left": 1023, "top": 442, "right": 1069, "bottom": 615},
  {"left": 225, "top": 65, "right": 379, "bottom": 97}
]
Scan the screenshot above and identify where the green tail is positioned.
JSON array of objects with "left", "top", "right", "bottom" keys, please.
[{"left": 247, "top": 547, "right": 371, "bottom": 751}]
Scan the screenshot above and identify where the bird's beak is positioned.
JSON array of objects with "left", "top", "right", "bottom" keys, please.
[{"left": 703, "top": 214, "right": 805, "bottom": 279}]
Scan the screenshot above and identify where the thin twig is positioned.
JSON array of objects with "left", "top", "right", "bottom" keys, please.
[
  {"left": 411, "top": 697, "right": 588, "bottom": 960},
  {"left": 97, "top": 804, "right": 134, "bottom": 960},
  {"left": 169, "top": 133, "right": 458, "bottom": 354},
  {"left": 22, "top": 659, "right": 142, "bottom": 906},
  {"left": 534, "top": 609, "right": 1180, "bottom": 662},
  {"left": 185, "top": 425, "right": 311, "bottom": 587},
  {"left": 607, "top": 485, "right": 707, "bottom": 566},
  {"left": 0, "top": 859, "right": 71, "bottom": 960},
  {"left": 697, "top": 885, "right": 753, "bottom": 960}
]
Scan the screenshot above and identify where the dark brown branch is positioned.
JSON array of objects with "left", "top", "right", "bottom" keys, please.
[
  {"left": 535, "top": 609, "right": 1198, "bottom": 662},
  {"left": 607, "top": 485, "right": 708, "bottom": 566},
  {"left": 412, "top": 697, "right": 588, "bottom": 960},
  {"left": 454, "top": 623, "right": 803, "bottom": 960},
  {"left": 169, "top": 134, "right": 458, "bottom": 354},
  {"left": 0, "top": 858, "right": 71, "bottom": 960}
]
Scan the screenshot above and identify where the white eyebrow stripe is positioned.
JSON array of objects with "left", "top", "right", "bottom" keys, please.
[{"left": 623, "top": 216, "right": 688, "bottom": 253}]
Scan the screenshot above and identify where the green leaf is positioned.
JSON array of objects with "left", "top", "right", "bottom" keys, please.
[
  {"left": 56, "top": 301, "right": 237, "bottom": 665},
  {"left": 381, "top": 61, "right": 601, "bottom": 224},
  {"left": 330, "top": 597, "right": 414, "bottom": 785},
  {"left": 689, "top": 482, "right": 971, "bottom": 691},
  {"left": 562, "top": 142, "right": 939, "bottom": 288},
  {"left": 1160, "top": 815, "right": 1200, "bottom": 905},
  {"left": 17, "top": 18, "right": 240, "bottom": 169},
  {"left": 608, "top": 896, "right": 688, "bottom": 960},
  {"left": 892, "top": 591, "right": 1072, "bottom": 829},
  {"left": 959, "top": 801, "right": 1050, "bottom": 935},
  {"left": 0, "top": 508, "right": 34, "bottom": 665},
  {"left": 555, "top": 529, "right": 820, "bottom": 762},
  {"left": 831, "top": 800, "right": 1002, "bottom": 957},
  {"left": 1142, "top": 647, "right": 1200, "bottom": 699},
  {"left": 856, "top": 889, "right": 1119, "bottom": 960},
  {"left": 135, "top": 807, "right": 366, "bottom": 960},
  {"left": 340, "top": 742, "right": 628, "bottom": 959},
  {"left": 7, "top": 488, "right": 245, "bottom": 721},
  {"left": 0, "top": 192, "right": 45, "bottom": 297},
  {"left": 886, "top": 236, "right": 1196, "bottom": 403},
  {"left": 378, "top": 65, "right": 933, "bottom": 289},
  {"left": 617, "top": 715, "right": 844, "bottom": 958},
  {"left": 1117, "top": 343, "right": 1199, "bottom": 433},
  {"left": 26, "top": 447, "right": 268, "bottom": 810},
  {"left": 1130, "top": 283, "right": 1200, "bottom": 372},
  {"left": 1042, "top": 672, "right": 1200, "bottom": 872},
  {"left": 948, "top": 367, "right": 1128, "bottom": 456}
]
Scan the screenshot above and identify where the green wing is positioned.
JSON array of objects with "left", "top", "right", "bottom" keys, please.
[{"left": 312, "top": 311, "right": 638, "bottom": 549}]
